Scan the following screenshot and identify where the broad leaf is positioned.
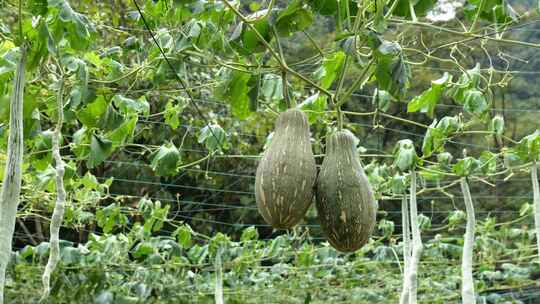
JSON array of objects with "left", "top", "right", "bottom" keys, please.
[
  {"left": 151, "top": 143, "right": 181, "bottom": 176},
  {"left": 88, "top": 133, "right": 114, "bottom": 168},
  {"left": 77, "top": 96, "right": 108, "bottom": 128},
  {"left": 107, "top": 115, "right": 138, "bottom": 147},
  {"left": 313, "top": 51, "right": 346, "bottom": 90},
  {"left": 275, "top": 1, "right": 314, "bottom": 36},
  {"left": 113, "top": 95, "right": 150, "bottom": 116},
  {"left": 299, "top": 93, "right": 327, "bottom": 123},
  {"left": 164, "top": 99, "right": 186, "bottom": 130},
  {"left": 452, "top": 157, "right": 480, "bottom": 177},
  {"left": 215, "top": 69, "right": 253, "bottom": 119},
  {"left": 198, "top": 124, "right": 229, "bottom": 152},
  {"left": 463, "top": 89, "right": 489, "bottom": 116},
  {"left": 372, "top": 89, "right": 395, "bottom": 112},
  {"left": 393, "top": 139, "right": 417, "bottom": 172},
  {"left": 408, "top": 72, "right": 451, "bottom": 117}
]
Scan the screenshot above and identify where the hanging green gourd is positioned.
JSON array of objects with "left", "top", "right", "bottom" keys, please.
[
  {"left": 316, "top": 130, "right": 377, "bottom": 252},
  {"left": 255, "top": 108, "right": 317, "bottom": 229}
]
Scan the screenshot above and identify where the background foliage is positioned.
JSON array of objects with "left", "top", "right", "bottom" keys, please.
[{"left": 2, "top": 0, "right": 540, "bottom": 302}]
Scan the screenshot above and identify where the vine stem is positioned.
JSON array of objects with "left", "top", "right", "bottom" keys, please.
[
  {"left": 41, "top": 77, "right": 66, "bottom": 301},
  {"left": 390, "top": 19, "right": 540, "bottom": 50},
  {"left": 468, "top": 0, "right": 485, "bottom": 33},
  {"left": 408, "top": 0, "right": 417, "bottom": 22},
  {"left": 303, "top": 30, "right": 324, "bottom": 57},
  {"left": 337, "top": 107, "right": 343, "bottom": 130},
  {"left": 333, "top": 4, "right": 364, "bottom": 131},
  {"left": 531, "top": 163, "right": 540, "bottom": 263},
  {"left": 0, "top": 46, "right": 26, "bottom": 304},
  {"left": 18, "top": 0, "right": 23, "bottom": 42},
  {"left": 272, "top": 26, "right": 293, "bottom": 108},
  {"left": 460, "top": 177, "right": 476, "bottom": 304},
  {"left": 339, "top": 58, "right": 375, "bottom": 107}
]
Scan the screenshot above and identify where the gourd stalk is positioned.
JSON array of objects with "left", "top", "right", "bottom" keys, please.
[
  {"left": 460, "top": 177, "right": 476, "bottom": 304},
  {"left": 214, "top": 249, "right": 224, "bottom": 304},
  {"left": 399, "top": 196, "right": 411, "bottom": 304},
  {"left": 531, "top": 163, "right": 540, "bottom": 263},
  {"left": 41, "top": 78, "right": 66, "bottom": 299},
  {"left": 407, "top": 170, "right": 422, "bottom": 304},
  {"left": 0, "top": 47, "right": 26, "bottom": 304}
]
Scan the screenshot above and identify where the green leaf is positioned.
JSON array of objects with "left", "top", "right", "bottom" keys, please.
[
  {"left": 514, "top": 130, "right": 540, "bottom": 162},
  {"left": 448, "top": 210, "right": 466, "bottom": 229},
  {"left": 437, "top": 152, "right": 453, "bottom": 167},
  {"left": 463, "top": 0, "right": 519, "bottom": 24},
  {"left": 295, "top": 244, "right": 315, "bottom": 267},
  {"left": 164, "top": 99, "right": 186, "bottom": 130},
  {"left": 48, "top": 0, "right": 95, "bottom": 50},
  {"left": 198, "top": 124, "right": 229, "bottom": 152},
  {"left": 72, "top": 127, "right": 90, "bottom": 159},
  {"left": 307, "top": 0, "right": 338, "bottom": 15},
  {"left": 81, "top": 172, "right": 100, "bottom": 190},
  {"left": 392, "top": 0, "right": 438, "bottom": 19},
  {"left": 422, "top": 120, "right": 442, "bottom": 157},
  {"left": 448, "top": 63, "right": 481, "bottom": 103},
  {"left": 30, "top": 0, "right": 48, "bottom": 16},
  {"left": 463, "top": 89, "right": 489, "bottom": 116},
  {"left": 88, "top": 133, "right": 113, "bottom": 168},
  {"left": 275, "top": 1, "right": 314, "bottom": 36},
  {"left": 215, "top": 69, "right": 253, "bottom": 119},
  {"left": 375, "top": 42, "right": 410, "bottom": 97},
  {"left": 98, "top": 103, "right": 124, "bottom": 132},
  {"left": 422, "top": 116, "right": 460, "bottom": 157},
  {"left": 236, "top": 13, "right": 273, "bottom": 53},
  {"left": 478, "top": 151, "right": 497, "bottom": 174},
  {"left": 490, "top": 115, "right": 504, "bottom": 136},
  {"left": 313, "top": 51, "right": 346, "bottom": 90},
  {"left": 437, "top": 116, "right": 460, "bottom": 134},
  {"left": 113, "top": 95, "right": 150, "bottom": 116},
  {"left": 240, "top": 226, "right": 259, "bottom": 242},
  {"left": 36, "top": 165, "right": 56, "bottom": 191},
  {"left": 407, "top": 72, "right": 451, "bottom": 117},
  {"left": 96, "top": 203, "right": 127, "bottom": 233},
  {"left": 393, "top": 139, "right": 417, "bottom": 172},
  {"left": 151, "top": 143, "right": 181, "bottom": 176},
  {"left": 378, "top": 219, "right": 395, "bottom": 238},
  {"left": 106, "top": 115, "right": 138, "bottom": 147},
  {"left": 261, "top": 73, "right": 283, "bottom": 102},
  {"left": 174, "top": 224, "right": 193, "bottom": 248},
  {"left": 452, "top": 157, "right": 480, "bottom": 177},
  {"left": 372, "top": 89, "right": 395, "bottom": 112},
  {"left": 23, "top": 21, "right": 50, "bottom": 70},
  {"left": 34, "top": 129, "right": 54, "bottom": 156},
  {"left": 77, "top": 96, "right": 108, "bottom": 128},
  {"left": 248, "top": 73, "right": 262, "bottom": 112},
  {"left": 387, "top": 174, "right": 407, "bottom": 194},
  {"left": 140, "top": 200, "right": 170, "bottom": 234},
  {"left": 373, "top": 0, "right": 387, "bottom": 32},
  {"left": 299, "top": 93, "right": 327, "bottom": 123}
]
